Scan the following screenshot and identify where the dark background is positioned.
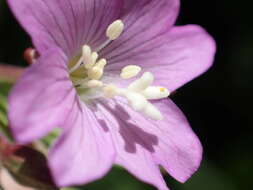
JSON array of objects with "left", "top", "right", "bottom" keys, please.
[{"left": 0, "top": 0, "right": 252, "bottom": 190}]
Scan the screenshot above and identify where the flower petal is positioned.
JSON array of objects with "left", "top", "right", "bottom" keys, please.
[
  {"left": 101, "top": 0, "right": 179, "bottom": 59},
  {"left": 7, "top": 0, "right": 123, "bottom": 56},
  {"left": 8, "top": 49, "right": 75, "bottom": 144},
  {"left": 48, "top": 102, "right": 115, "bottom": 187},
  {"left": 105, "top": 25, "right": 216, "bottom": 91},
  {"left": 150, "top": 99, "right": 203, "bottom": 183},
  {"left": 95, "top": 99, "right": 169, "bottom": 190},
  {"left": 95, "top": 97, "right": 202, "bottom": 187}
]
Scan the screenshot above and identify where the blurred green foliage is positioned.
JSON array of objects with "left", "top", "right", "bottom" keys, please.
[{"left": 0, "top": 81, "right": 12, "bottom": 139}]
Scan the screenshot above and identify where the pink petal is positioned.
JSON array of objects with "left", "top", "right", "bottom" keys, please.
[
  {"left": 105, "top": 25, "right": 216, "bottom": 92},
  {"left": 101, "top": 0, "right": 179, "bottom": 59},
  {"left": 95, "top": 97, "right": 202, "bottom": 188},
  {"left": 94, "top": 99, "right": 169, "bottom": 190},
  {"left": 8, "top": 49, "right": 75, "bottom": 143},
  {"left": 7, "top": 0, "right": 123, "bottom": 56},
  {"left": 151, "top": 99, "right": 203, "bottom": 183},
  {"left": 48, "top": 102, "right": 115, "bottom": 187}
]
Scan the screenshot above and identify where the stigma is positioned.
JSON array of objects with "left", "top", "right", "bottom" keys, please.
[
  {"left": 68, "top": 19, "right": 170, "bottom": 120},
  {"left": 116, "top": 72, "right": 170, "bottom": 120}
]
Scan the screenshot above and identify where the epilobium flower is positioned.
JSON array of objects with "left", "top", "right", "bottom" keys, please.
[{"left": 7, "top": 0, "right": 216, "bottom": 189}]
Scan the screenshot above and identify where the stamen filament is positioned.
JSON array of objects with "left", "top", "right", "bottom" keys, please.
[
  {"left": 69, "top": 56, "right": 84, "bottom": 73},
  {"left": 69, "top": 45, "right": 91, "bottom": 73},
  {"left": 96, "top": 20, "right": 124, "bottom": 52},
  {"left": 95, "top": 39, "right": 112, "bottom": 52}
]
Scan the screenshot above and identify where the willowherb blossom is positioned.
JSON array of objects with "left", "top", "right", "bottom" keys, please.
[{"left": 7, "top": 0, "right": 216, "bottom": 189}]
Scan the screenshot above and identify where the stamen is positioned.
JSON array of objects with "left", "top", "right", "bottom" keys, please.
[
  {"left": 128, "top": 72, "right": 154, "bottom": 92},
  {"left": 84, "top": 52, "right": 98, "bottom": 69},
  {"left": 120, "top": 65, "right": 142, "bottom": 79},
  {"left": 96, "top": 20, "right": 124, "bottom": 52},
  {"left": 67, "top": 19, "right": 166, "bottom": 121},
  {"left": 87, "top": 59, "right": 107, "bottom": 80},
  {"left": 69, "top": 56, "right": 84, "bottom": 73},
  {"left": 118, "top": 72, "right": 168, "bottom": 120},
  {"left": 88, "top": 67, "right": 103, "bottom": 80},
  {"left": 82, "top": 45, "right": 92, "bottom": 65},
  {"left": 69, "top": 45, "right": 91, "bottom": 73},
  {"left": 106, "top": 20, "right": 124, "bottom": 40},
  {"left": 95, "top": 58, "right": 107, "bottom": 68},
  {"left": 144, "top": 103, "right": 163, "bottom": 120},
  {"left": 125, "top": 92, "right": 148, "bottom": 111},
  {"left": 142, "top": 86, "right": 170, "bottom": 99},
  {"left": 87, "top": 80, "right": 103, "bottom": 88}
]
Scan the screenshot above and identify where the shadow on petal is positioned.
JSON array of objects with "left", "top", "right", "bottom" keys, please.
[{"left": 96, "top": 102, "right": 158, "bottom": 154}]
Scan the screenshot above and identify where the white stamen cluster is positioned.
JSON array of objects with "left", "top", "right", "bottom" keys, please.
[{"left": 69, "top": 20, "right": 170, "bottom": 121}]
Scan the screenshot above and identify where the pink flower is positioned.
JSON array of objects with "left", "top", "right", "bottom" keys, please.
[{"left": 7, "top": 0, "right": 216, "bottom": 189}]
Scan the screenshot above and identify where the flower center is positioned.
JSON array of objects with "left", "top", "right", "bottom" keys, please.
[{"left": 68, "top": 20, "right": 170, "bottom": 120}]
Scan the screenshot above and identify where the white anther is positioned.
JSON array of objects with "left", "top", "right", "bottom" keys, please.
[
  {"left": 85, "top": 52, "right": 98, "bottom": 69},
  {"left": 106, "top": 20, "right": 124, "bottom": 40},
  {"left": 128, "top": 72, "right": 154, "bottom": 92},
  {"left": 120, "top": 65, "right": 142, "bottom": 79},
  {"left": 87, "top": 59, "right": 107, "bottom": 80},
  {"left": 144, "top": 103, "right": 163, "bottom": 120},
  {"left": 124, "top": 91, "right": 163, "bottom": 120},
  {"left": 125, "top": 92, "right": 148, "bottom": 111},
  {"left": 69, "top": 45, "right": 92, "bottom": 73},
  {"left": 87, "top": 80, "right": 103, "bottom": 88},
  {"left": 142, "top": 86, "right": 170, "bottom": 100},
  {"left": 82, "top": 45, "right": 92, "bottom": 64},
  {"left": 91, "top": 52, "right": 98, "bottom": 64},
  {"left": 103, "top": 84, "right": 118, "bottom": 98},
  {"left": 95, "top": 59, "right": 107, "bottom": 69},
  {"left": 88, "top": 67, "right": 103, "bottom": 80}
]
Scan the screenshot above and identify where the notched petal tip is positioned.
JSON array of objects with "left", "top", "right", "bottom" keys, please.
[{"left": 175, "top": 139, "right": 203, "bottom": 183}]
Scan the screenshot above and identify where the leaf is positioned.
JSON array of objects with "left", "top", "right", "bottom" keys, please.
[
  {"left": 0, "top": 81, "right": 13, "bottom": 140},
  {"left": 0, "top": 81, "right": 12, "bottom": 97},
  {"left": 41, "top": 128, "right": 61, "bottom": 148}
]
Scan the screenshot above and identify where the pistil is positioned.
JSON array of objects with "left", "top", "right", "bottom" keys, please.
[{"left": 117, "top": 72, "right": 170, "bottom": 120}]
